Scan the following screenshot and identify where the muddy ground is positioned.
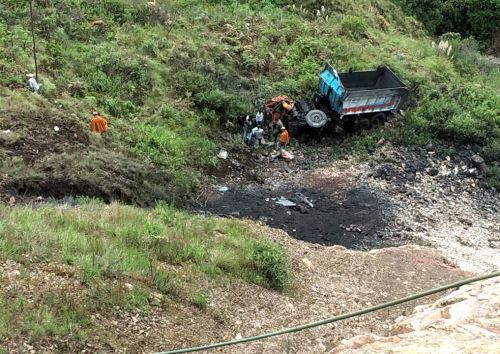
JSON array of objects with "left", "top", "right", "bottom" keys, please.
[
  {"left": 198, "top": 186, "right": 395, "bottom": 249},
  {"left": 198, "top": 140, "right": 500, "bottom": 272}
]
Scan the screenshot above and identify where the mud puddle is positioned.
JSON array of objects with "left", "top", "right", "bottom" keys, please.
[{"left": 197, "top": 185, "right": 400, "bottom": 249}]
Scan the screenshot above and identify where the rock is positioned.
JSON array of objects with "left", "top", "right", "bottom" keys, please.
[
  {"left": 124, "top": 283, "right": 134, "bottom": 291},
  {"left": 426, "top": 168, "right": 439, "bottom": 176},
  {"left": 458, "top": 217, "right": 473, "bottom": 226},
  {"left": 471, "top": 154, "right": 488, "bottom": 172},
  {"left": 7, "top": 269, "right": 20, "bottom": 279},
  {"left": 425, "top": 143, "right": 435, "bottom": 152},
  {"left": 302, "top": 258, "right": 313, "bottom": 269},
  {"left": 218, "top": 149, "right": 228, "bottom": 160},
  {"left": 92, "top": 19, "right": 106, "bottom": 27},
  {"left": 152, "top": 292, "right": 163, "bottom": 300},
  {"left": 330, "top": 278, "right": 500, "bottom": 354}
]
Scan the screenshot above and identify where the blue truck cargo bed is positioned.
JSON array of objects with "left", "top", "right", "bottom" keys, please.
[{"left": 319, "top": 64, "right": 409, "bottom": 117}]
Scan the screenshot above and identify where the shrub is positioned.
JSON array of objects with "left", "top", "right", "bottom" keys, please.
[
  {"left": 341, "top": 15, "right": 367, "bottom": 39},
  {"left": 486, "top": 166, "right": 500, "bottom": 191},
  {"left": 249, "top": 239, "right": 289, "bottom": 291},
  {"left": 409, "top": 87, "right": 499, "bottom": 142},
  {"left": 190, "top": 291, "right": 208, "bottom": 310}
]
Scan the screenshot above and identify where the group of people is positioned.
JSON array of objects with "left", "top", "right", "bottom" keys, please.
[{"left": 239, "top": 112, "right": 290, "bottom": 150}]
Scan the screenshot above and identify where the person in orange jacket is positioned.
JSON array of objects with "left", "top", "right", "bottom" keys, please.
[
  {"left": 277, "top": 126, "right": 289, "bottom": 147},
  {"left": 90, "top": 112, "right": 108, "bottom": 133}
]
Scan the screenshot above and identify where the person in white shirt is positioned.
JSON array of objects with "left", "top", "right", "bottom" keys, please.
[
  {"left": 27, "top": 74, "right": 40, "bottom": 94},
  {"left": 255, "top": 111, "right": 264, "bottom": 126},
  {"left": 251, "top": 126, "right": 265, "bottom": 149}
]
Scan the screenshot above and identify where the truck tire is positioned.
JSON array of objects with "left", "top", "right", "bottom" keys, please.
[
  {"left": 370, "top": 113, "right": 387, "bottom": 128},
  {"left": 355, "top": 117, "right": 371, "bottom": 131},
  {"left": 305, "top": 110, "right": 329, "bottom": 128}
]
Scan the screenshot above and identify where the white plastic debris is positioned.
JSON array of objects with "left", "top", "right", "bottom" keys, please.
[
  {"left": 275, "top": 197, "right": 296, "bottom": 207},
  {"left": 217, "top": 186, "right": 229, "bottom": 193},
  {"left": 2, "top": 129, "right": 11, "bottom": 134},
  {"left": 54, "top": 126, "right": 60, "bottom": 132},
  {"left": 295, "top": 192, "right": 314, "bottom": 208},
  {"left": 218, "top": 149, "right": 228, "bottom": 160}
]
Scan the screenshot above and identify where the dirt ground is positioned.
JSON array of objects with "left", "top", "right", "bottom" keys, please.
[{"left": 0, "top": 109, "right": 89, "bottom": 162}]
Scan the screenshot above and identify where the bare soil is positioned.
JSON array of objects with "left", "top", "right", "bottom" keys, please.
[{"left": 0, "top": 109, "right": 89, "bottom": 162}]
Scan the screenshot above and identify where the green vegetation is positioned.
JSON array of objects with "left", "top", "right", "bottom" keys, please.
[
  {"left": 0, "top": 198, "right": 289, "bottom": 342},
  {"left": 0, "top": 0, "right": 498, "bottom": 350},
  {"left": 1, "top": 0, "right": 499, "bottom": 195},
  {"left": 250, "top": 239, "right": 289, "bottom": 291},
  {"left": 191, "top": 291, "right": 209, "bottom": 310},
  {"left": 392, "top": 0, "right": 500, "bottom": 44}
]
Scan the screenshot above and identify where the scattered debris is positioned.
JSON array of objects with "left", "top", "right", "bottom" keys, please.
[
  {"left": 2, "top": 129, "right": 11, "bottom": 134},
  {"left": 471, "top": 154, "right": 488, "bottom": 173},
  {"left": 275, "top": 197, "right": 296, "bottom": 207},
  {"left": 271, "top": 150, "right": 281, "bottom": 159},
  {"left": 295, "top": 192, "right": 314, "bottom": 208},
  {"left": 426, "top": 168, "right": 439, "bottom": 176},
  {"left": 54, "top": 126, "right": 60, "bottom": 132},
  {"left": 217, "top": 186, "right": 229, "bottom": 193},
  {"left": 281, "top": 149, "right": 294, "bottom": 161},
  {"left": 377, "top": 137, "right": 385, "bottom": 145}
]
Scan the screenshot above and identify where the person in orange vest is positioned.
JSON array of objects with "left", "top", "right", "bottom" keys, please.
[
  {"left": 277, "top": 126, "right": 289, "bottom": 147},
  {"left": 90, "top": 112, "right": 108, "bottom": 133}
]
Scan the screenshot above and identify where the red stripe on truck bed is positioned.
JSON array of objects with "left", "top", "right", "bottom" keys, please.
[{"left": 343, "top": 96, "right": 398, "bottom": 113}]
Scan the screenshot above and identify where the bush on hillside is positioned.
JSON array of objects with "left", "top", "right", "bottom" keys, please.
[
  {"left": 250, "top": 239, "right": 289, "bottom": 291},
  {"left": 341, "top": 15, "right": 368, "bottom": 39},
  {"left": 407, "top": 87, "right": 500, "bottom": 163},
  {"left": 393, "top": 0, "right": 500, "bottom": 44},
  {"left": 440, "top": 33, "right": 497, "bottom": 75}
]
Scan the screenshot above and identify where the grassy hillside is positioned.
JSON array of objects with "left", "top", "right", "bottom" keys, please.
[
  {"left": 0, "top": 0, "right": 499, "bottom": 350},
  {"left": 0, "top": 199, "right": 289, "bottom": 350},
  {"left": 1, "top": 0, "right": 499, "bottom": 200}
]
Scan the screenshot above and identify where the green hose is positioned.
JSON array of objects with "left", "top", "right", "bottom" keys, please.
[{"left": 154, "top": 270, "right": 500, "bottom": 354}]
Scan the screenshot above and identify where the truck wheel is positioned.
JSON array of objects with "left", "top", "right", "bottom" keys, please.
[
  {"left": 355, "top": 117, "right": 371, "bottom": 131},
  {"left": 305, "top": 110, "right": 329, "bottom": 128},
  {"left": 370, "top": 113, "right": 387, "bottom": 128}
]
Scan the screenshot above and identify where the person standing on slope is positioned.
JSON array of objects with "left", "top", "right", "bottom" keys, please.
[
  {"left": 26, "top": 74, "right": 40, "bottom": 94},
  {"left": 277, "top": 126, "right": 289, "bottom": 148},
  {"left": 90, "top": 112, "right": 108, "bottom": 134}
]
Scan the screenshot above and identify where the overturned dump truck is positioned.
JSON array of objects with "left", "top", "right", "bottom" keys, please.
[{"left": 290, "top": 63, "right": 409, "bottom": 135}]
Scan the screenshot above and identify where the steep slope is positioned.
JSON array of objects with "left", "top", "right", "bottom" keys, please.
[{"left": 1, "top": 0, "right": 499, "bottom": 202}]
